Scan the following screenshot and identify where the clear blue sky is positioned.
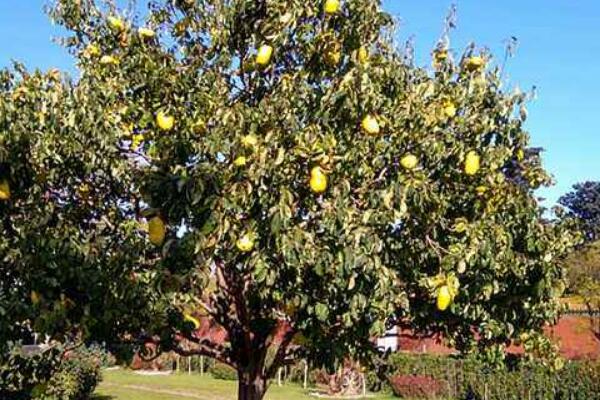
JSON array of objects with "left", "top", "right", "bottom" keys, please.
[{"left": 1, "top": 1, "right": 598, "bottom": 207}]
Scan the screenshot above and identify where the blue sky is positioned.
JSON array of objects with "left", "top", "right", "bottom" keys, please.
[{"left": 0, "top": 1, "right": 598, "bottom": 207}]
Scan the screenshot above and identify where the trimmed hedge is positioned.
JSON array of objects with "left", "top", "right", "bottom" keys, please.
[
  {"left": 383, "top": 353, "right": 600, "bottom": 400},
  {"left": 210, "top": 362, "right": 237, "bottom": 381}
]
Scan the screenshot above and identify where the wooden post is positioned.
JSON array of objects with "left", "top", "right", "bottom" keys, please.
[
  {"left": 362, "top": 373, "right": 366, "bottom": 397},
  {"left": 200, "top": 356, "right": 204, "bottom": 377},
  {"left": 188, "top": 357, "right": 192, "bottom": 375},
  {"left": 277, "top": 367, "right": 282, "bottom": 386},
  {"left": 176, "top": 355, "right": 180, "bottom": 373},
  {"left": 303, "top": 360, "right": 308, "bottom": 389}
]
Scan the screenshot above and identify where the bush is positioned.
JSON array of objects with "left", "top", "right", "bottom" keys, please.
[
  {"left": 0, "top": 343, "right": 62, "bottom": 400},
  {"left": 35, "top": 346, "right": 103, "bottom": 400},
  {"left": 389, "top": 374, "right": 448, "bottom": 399},
  {"left": 210, "top": 362, "right": 237, "bottom": 381},
  {"left": 379, "top": 353, "right": 600, "bottom": 400}
]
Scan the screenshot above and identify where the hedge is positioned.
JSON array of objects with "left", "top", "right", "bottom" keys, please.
[{"left": 383, "top": 353, "right": 600, "bottom": 400}]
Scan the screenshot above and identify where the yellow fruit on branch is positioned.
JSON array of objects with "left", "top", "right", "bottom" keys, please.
[
  {"left": 325, "top": 49, "right": 342, "bottom": 66},
  {"left": 358, "top": 46, "right": 369, "bottom": 64},
  {"left": 464, "top": 151, "right": 481, "bottom": 175},
  {"left": 436, "top": 285, "right": 452, "bottom": 311},
  {"left": 324, "top": 0, "right": 341, "bottom": 14},
  {"left": 148, "top": 216, "right": 166, "bottom": 246},
  {"left": 361, "top": 115, "right": 380, "bottom": 135},
  {"left": 108, "top": 16, "right": 125, "bottom": 32},
  {"left": 400, "top": 154, "right": 418, "bottom": 170},
  {"left": 234, "top": 156, "right": 247, "bottom": 167},
  {"left": 85, "top": 44, "right": 100, "bottom": 57},
  {"left": 442, "top": 100, "right": 457, "bottom": 118},
  {"left": 236, "top": 233, "right": 255, "bottom": 252},
  {"left": 516, "top": 149, "right": 525, "bottom": 161},
  {"left": 309, "top": 166, "right": 328, "bottom": 194},
  {"left": 241, "top": 134, "right": 258, "bottom": 147},
  {"left": 99, "top": 55, "right": 118, "bottom": 65},
  {"left": 0, "top": 179, "right": 11, "bottom": 200},
  {"left": 465, "top": 56, "right": 485, "bottom": 72},
  {"left": 256, "top": 45, "right": 273, "bottom": 66},
  {"left": 184, "top": 313, "right": 201, "bottom": 330},
  {"left": 138, "top": 27, "right": 156, "bottom": 39},
  {"left": 156, "top": 112, "right": 175, "bottom": 131}
]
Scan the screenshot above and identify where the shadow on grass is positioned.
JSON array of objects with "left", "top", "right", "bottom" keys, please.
[{"left": 91, "top": 395, "right": 115, "bottom": 400}]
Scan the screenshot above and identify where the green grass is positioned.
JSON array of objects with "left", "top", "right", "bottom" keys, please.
[{"left": 94, "top": 369, "right": 396, "bottom": 400}]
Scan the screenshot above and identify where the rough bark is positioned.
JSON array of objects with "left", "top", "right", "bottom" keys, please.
[{"left": 237, "top": 370, "right": 267, "bottom": 400}]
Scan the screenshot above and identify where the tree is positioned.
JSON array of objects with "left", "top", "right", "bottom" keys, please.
[
  {"left": 559, "top": 181, "right": 600, "bottom": 242},
  {"left": 2, "top": 1, "right": 579, "bottom": 399},
  {"left": 0, "top": 66, "right": 151, "bottom": 360}
]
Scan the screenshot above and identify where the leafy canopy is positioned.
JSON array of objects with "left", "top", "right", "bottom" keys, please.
[{"left": 1, "top": 0, "right": 580, "bottom": 398}]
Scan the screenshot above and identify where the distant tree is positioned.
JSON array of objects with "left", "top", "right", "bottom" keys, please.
[{"left": 559, "top": 182, "right": 600, "bottom": 242}]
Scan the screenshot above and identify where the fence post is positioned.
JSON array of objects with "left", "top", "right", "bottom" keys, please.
[
  {"left": 303, "top": 360, "right": 308, "bottom": 389},
  {"left": 188, "top": 357, "right": 192, "bottom": 375},
  {"left": 278, "top": 367, "right": 282, "bottom": 386},
  {"left": 362, "top": 373, "right": 366, "bottom": 397},
  {"left": 200, "top": 356, "right": 204, "bottom": 377}
]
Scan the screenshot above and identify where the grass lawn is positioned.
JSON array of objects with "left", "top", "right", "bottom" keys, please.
[{"left": 94, "top": 369, "right": 396, "bottom": 400}]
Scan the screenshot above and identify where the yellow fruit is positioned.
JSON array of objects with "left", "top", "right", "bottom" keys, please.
[
  {"left": 443, "top": 100, "right": 457, "bottom": 118},
  {"left": 184, "top": 314, "right": 201, "bottom": 330},
  {"left": 309, "top": 167, "right": 328, "bottom": 194},
  {"left": 325, "top": 49, "right": 342, "bottom": 66},
  {"left": 358, "top": 46, "right": 369, "bottom": 64},
  {"left": 236, "top": 233, "right": 255, "bottom": 252},
  {"left": 85, "top": 44, "right": 100, "bottom": 57},
  {"left": 99, "top": 55, "right": 118, "bottom": 65},
  {"left": 516, "top": 149, "right": 525, "bottom": 161},
  {"left": 234, "top": 156, "right": 247, "bottom": 166},
  {"left": 465, "top": 56, "right": 485, "bottom": 72},
  {"left": 148, "top": 216, "right": 166, "bottom": 246},
  {"left": 324, "top": 0, "right": 341, "bottom": 14},
  {"left": 437, "top": 285, "right": 452, "bottom": 311},
  {"left": 464, "top": 151, "right": 480, "bottom": 176},
  {"left": 108, "top": 16, "right": 125, "bottom": 31},
  {"left": 0, "top": 179, "right": 10, "bottom": 200},
  {"left": 256, "top": 45, "right": 273, "bottom": 66},
  {"left": 241, "top": 134, "right": 258, "bottom": 147},
  {"left": 30, "top": 291, "right": 40, "bottom": 305},
  {"left": 156, "top": 112, "right": 175, "bottom": 131},
  {"left": 476, "top": 186, "right": 488, "bottom": 196},
  {"left": 400, "top": 154, "right": 418, "bottom": 170},
  {"left": 361, "top": 115, "right": 380, "bottom": 135},
  {"left": 138, "top": 27, "right": 156, "bottom": 39}
]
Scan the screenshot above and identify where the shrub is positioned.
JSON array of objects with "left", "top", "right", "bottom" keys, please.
[
  {"left": 379, "top": 353, "right": 600, "bottom": 400},
  {"left": 0, "top": 343, "right": 62, "bottom": 400},
  {"left": 35, "top": 346, "right": 102, "bottom": 400},
  {"left": 210, "top": 362, "right": 237, "bottom": 381},
  {"left": 389, "top": 374, "right": 448, "bottom": 399}
]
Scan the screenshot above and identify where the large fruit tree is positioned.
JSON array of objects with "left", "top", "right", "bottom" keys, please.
[{"left": 1, "top": 1, "right": 579, "bottom": 399}]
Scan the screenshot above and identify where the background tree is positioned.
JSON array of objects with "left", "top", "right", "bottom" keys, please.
[
  {"left": 1, "top": 1, "right": 580, "bottom": 399},
  {"left": 559, "top": 181, "right": 600, "bottom": 242}
]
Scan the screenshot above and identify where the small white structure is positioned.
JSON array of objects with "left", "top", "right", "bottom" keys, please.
[{"left": 376, "top": 326, "right": 398, "bottom": 352}]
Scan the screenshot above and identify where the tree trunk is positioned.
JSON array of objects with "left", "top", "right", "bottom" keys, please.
[{"left": 238, "top": 371, "right": 266, "bottom": 400}]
